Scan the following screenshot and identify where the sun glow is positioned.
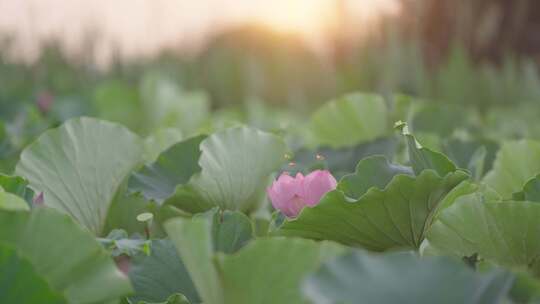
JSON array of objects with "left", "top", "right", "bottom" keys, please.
[
  {"left": 251, "top": 0, "right": 334, "bottom": 36},
  {"left": 249, "top": 0, "right": 400, "bottom": 37},
  {"left": 0, "top": 0, "right": 401, "bottom": 63}
]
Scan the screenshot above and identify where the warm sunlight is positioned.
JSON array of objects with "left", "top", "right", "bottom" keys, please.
[
  {"left": 0, "top": 0, "right": 400, "bottom": 61},
  {"left": 250, "top": 0, "right": 334, "bottom": 36},
  {"left": 249, "top": 0, "right": 399, "bottom": 37}
]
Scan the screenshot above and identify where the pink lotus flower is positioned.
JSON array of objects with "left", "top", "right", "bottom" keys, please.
[{"left": 267, "top": 170, "right": 337, "bottom": 218}]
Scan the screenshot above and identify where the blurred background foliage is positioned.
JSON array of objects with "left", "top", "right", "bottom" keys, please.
[{"left": 1, "top": 0, "right": 540, "bottom": 172}]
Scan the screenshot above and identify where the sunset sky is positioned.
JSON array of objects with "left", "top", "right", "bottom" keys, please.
[{"left": 0, "top": 0, "right": 399, "bottom": 62}]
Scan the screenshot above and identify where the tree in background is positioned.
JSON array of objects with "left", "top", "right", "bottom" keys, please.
[{"left": 399, "top": 0, "right": 540, "bottom": 65}]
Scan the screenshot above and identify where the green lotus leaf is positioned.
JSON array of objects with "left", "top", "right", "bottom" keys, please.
[
  {"left": 129, "top": 135, "right": 206, "bottom": 202},
  {"left": 0, "top": 208, "right": 132, "bottom": 303},
  {"left": 0, "top": 244, "right": 66, "bottom": 304},
  {"left": 279, "top": 169, "right": 469, "bottom": 251},
  {"left": 513, "top": 174, "right": 540, "bottom": 202},
  {"left": 428, "top": 196, "right": 540, "bottom": 276},
  {"left": 215, "top": 238, "right": 345, "bottom": 304},
  {"left": 443, "top": 138, "right": 499, "bottom": 181},
  {"left": 165, "top": 214, "right": 344, "bottom": 304},
  {"left": 164, "top": 217, "right": 222, "bottom": 304},
  {"left": 0, "top": 174, "right": 34, "bottom": 205},
  {"left": 483, "top": 140, "right": 540, "bottom": 198},
  {"left": 166, "top": 127, "right": 287, "bottom": 214},
  {"left": 286, "top": 137, "right": 398, "bottom": 179},
  {"left": 210, "top": 209, "right": 253, "bottom": 254},
  {"left": 304, "top": 251, "right": 514, "bottom": 304},
  {"left": 0, "top": 186, "right": 29, "bottom": 211},
  {"left": 128, "top": 239, "right": 200, "bottom": 304},
  {"left": 338, "top": 155, "right": 413, "bottom": 200},
  {"left": 16, "top": 117, "right": 144, "bottom": 234},
  {"left": 143, "top": 128, "right": 183, "bottom": 163},
  {"left": 396, "top": 121, "right": 456, "bottom": 177},
  {"left": 309, "top": 93, "right": 388, "bottom": 148}
]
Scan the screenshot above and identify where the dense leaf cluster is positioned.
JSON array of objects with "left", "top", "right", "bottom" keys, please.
[{"left": 2, "top": 92, "right": 540, "bottom": 303}]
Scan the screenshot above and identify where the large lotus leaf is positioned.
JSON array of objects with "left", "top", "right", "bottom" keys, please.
[
  {"left": 483, "top": 140, "right": 540, "bottom": 198},
  {"left": 128, "top": 239, "right": 200, "bottom": 304},
  {"left": 0, "top": 244, "right": 66, "bottom": 304},
  {"left": 304, "top": 251, "right": 514, "bottom": 304},
  {"left": 338, "top": 155, "right": 413, "bottom": 200},
  {"left": 162, "top": 208, "right": 254, "bottom": 303},
  {"left": 428, "top": 196, "right": 540, "bottom": 275},
  {"left": 164, "top": 217, "right": 223, "bottom": 304},
  {"left": 165, "top": 213, "right": 344, "bottom": 304},
  {"left": 16, "top": 117, "right": 143, "bottom": 234},
  {"left": 129, "top": 135, "right": 206, "bottom": 202},
  {"left": 286, "top": 137, "right": 398, "bottom": 179},
  {"left": 176, "top": 127, "right": 287, "bottom": 213},
  {"left": 309, "top": 93, "right": 388, "bottom": 148},
  {"left": 216, "top": 238, "right": 345, "bottom": 304},
  {"left": 0, "top": 208, "right": 132, "bottom": 303},
  {"left": 443, "top": 138, "right": 499, "bottom": 180},
  {"left": 0, "top": 186, "right": 29, "bottom": 211},
  {"left": 279, "top": 170, "right": 469, "bottom": 251}
]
